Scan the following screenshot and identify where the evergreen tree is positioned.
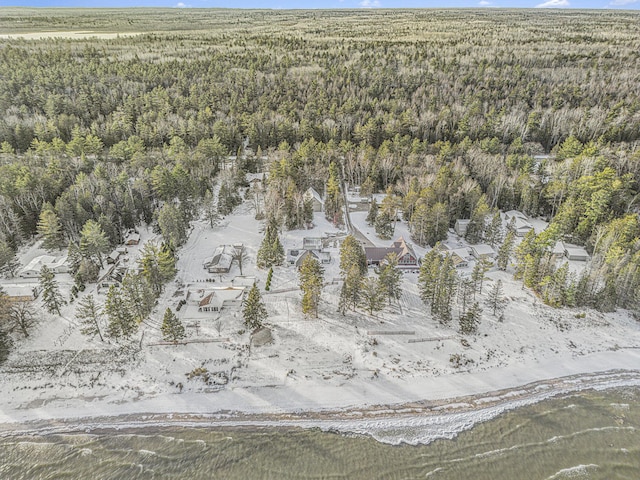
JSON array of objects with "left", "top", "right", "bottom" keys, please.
[
  {"left": 497, "top": 230, "right": 516, "bottom": 271},
  {"left": 79, "top": 219, "right": 110, "bottom": 268},
  {"left": 122, "top": 273, "right": 155, "bottom": 323},
  {"left": 161, "top": 308, "right": 186, "bottom": 343},
  {"left": 339, "top": 264, "right": 364, "bottom": 314},
  {"left": 0, "top": 326, "right": 12, "bottom": 364},
  {"left": 324, "top": 161, "right": 343, "bottom": 224},
  {"left": 418, "top": 247, "right": 442, "bottom": 310},
  {"left": 366, "top": 198, "right": 379, "bottom": 225},
  {"left": 339, "top": 235, "right": 367, "bottom": 276},
  {"left": 457, "top": 277, "right": 475, "bottom": 315},
  {"left": 465, "top": 196, "right": 490, "bottom": 244},
  {"left": 377, "top": 253, "right": 402, "bottom": 305},
  {"left": 242, "top": 283, "right": 268, "bottom": 330},
  {"left": 486, "top": 279, "right": 507, "bottom": 316},
  {"left": 157, "top": 202, "right": 188, "bottom": 248},
  {"left": 433, "top": 254, "right": 458, "bottom": 325},
  {"left": 104, "top": 285, "right": 137, "bottom": 341},
  {"left": 76, "top": 294, "right": 104, "bottom": 341},
  {"left": 140, "top": 242, "right": 177, "bottom": 296},
  {"left": 485, "top": 211, "right": 503, "bottom": 247},
  {"left": 37, "top": 203, "right": 64, "bottom": 251},
  {"left": 299, "top": 254, "right": 324, "bottom": 318},
  {"left": 374, "top": 209, "right": 394, "bottom": 239},
  {"left": 459, "top": 302, "right": 482, "bottom": 334},
  {"left": 360, "top": 276, "right": 385, "bottom": 315},
  {"left": 40, "top": 265, "right": 65, "bottom": 315},
  {"left": 257, "top": 217, "right": 284, "bottom": 269},
  {"left": 471, "top": 257, "right": 492, "bottom": 297}
]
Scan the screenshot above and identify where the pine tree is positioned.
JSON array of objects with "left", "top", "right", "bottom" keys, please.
[
  {"left": 339, "top": 264, "right": 364, "bottom": 314},
  {"left": 459, "top": 302, "right": 482, "bottom": 334},
  {"left": 486, "top": 280, "right": 507, "bottom": 316},
  {"left": 434, "top": 255, "right": 458, "bottom": 325},
  {"left": 122, "top": 273, "right": 155, "bottom": 323},
  {"left": 366, "top": 198, "right": 379, "bottom": 225},
  {"left": 497, "top": 230, "right": 516, "bottom": 271},
  {"left": 418, "top": 247, "right": 442, "bottom": 310},
  {"left": 457, "top": 277, "right": 475, "bottom": 315},
  {"left": 242, "top": 284, "right": 268, "bottom": 330},
  {"left": 37, "top": 203, "right": 64, "bottom": 251},
  {"left": 471, "top": 257, "right": 492, "bottom": 297},
  {"left": 161, "top": 308, "right": 185, "bottom": 343},
  {"left": 40, "top": 265, "right": 65, "bottom": 315},
  {"left": 157, "top": 202, "right": 188, "bottom": 248},
  {"left": 299, "top": 254, "right": 324, "bottom": 317},
  {"left": 140, "top": 242, "right": 176, "bottom": 296},
  {"left": 485, "top": 211, "right": 503, "bottom": 247},
  {"left": 79, "top": 219, "right": 110, "bottom": 268},
  {"left": 465, "top": 196, "right": 490, "bottom": 244},
  {"left": 339, "top": 235, "right": 367, "bottom": 276},
  {"left": 377, "top": 253, "right": 402, "bottom": 305},
  {"left": 324, "top": 161, "right": 343, "bottom": 224},
  {"left": 104, "top": 285, "right": 137, "bottom": 341},
  {"left": 0, "top": 326, "right": 12, "bottom": 364},
  {"left": 374, "top": 209, "right": 394, "bottom": 239},
  {"left": 257, "top": 217, "right": 283, "bottom": 269},
  {"left": 360, "top": 276, "right": 385, "bottom": 315},
  {"left": 76, "top": 294, "right": 104, "bottom": 341}
]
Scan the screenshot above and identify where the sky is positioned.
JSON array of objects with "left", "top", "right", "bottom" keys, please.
[{"left": 2, "top": 0, "right": 639, "bottom": 10}]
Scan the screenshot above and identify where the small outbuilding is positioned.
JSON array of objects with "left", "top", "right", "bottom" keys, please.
[
  {"left": 303, "top": 187, "right": 324, "bottom": 212},
  {"left": 564, "top": 243, "right": 589, "bottom": 262},
  {"left": 470, "top": 244, "right": 496, "bottom": 261},
  {"left": 454, "top": 219, "right": 471, "bottom": 237}
]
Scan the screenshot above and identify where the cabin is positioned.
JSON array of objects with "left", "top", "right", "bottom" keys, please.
[
  {"left": 564, "top": 243, "right": 589, "bottom": 262},
  {"left": 189, "top": 287, "right": 245, "bottom": 313},
  {"left": 470, "top": 244, "right": 496, "bottom": 261},
  {"left": 454, "top": 219, "right": 471, "bottom": 237},
  {"left": 3, "top": 285, "right": 40, "bottom": 303},
  {"left": 287, "top": 249, "right": 331, "bottom": 268},
  {"left": 302, "top": 237, "right": 323, "bottom": 250},
  {"left": 504, "top": 210, "right": 534, "bottom": 237},
  {"left": 303, "top": 187, "right": 324, "bottom": 212},
  {"left": 19, "top": 255, "right": 70, "bottom": 278},
  {"left": 205, "top": 245, "right": 236, "bottom": 274},
  {"left": 107, "top": 250, "right": 121, "bottom": 265},
  {"left": 365, "top": 237, "right": 418, "bottom": 269},
  {"left": 125, "top": 232, "right": 140, "bottom": 246},
  {"left": 450, "top": 248, "right": 471, "bottom": 268}
]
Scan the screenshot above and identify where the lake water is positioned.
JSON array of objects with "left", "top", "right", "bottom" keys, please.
[{"left": 2, "top": 388, "right": 639, "bottom": 479}]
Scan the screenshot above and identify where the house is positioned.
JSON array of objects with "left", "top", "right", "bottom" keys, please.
[
  {"left": 454, "top": 219, "right": 471, "bottom": 237},
  {"left": 365, "top": 237, "right": 419, "bottom": 269},
  {"left": 205, "top": 245, "right": 236, "bottom": 274},
  {"left": 287, "top": 249, "right": 331, "bottom": 268},
  {"left": 302, "top": 237, "right": 323, "bottom": 250},
  {"left": 450, "top": 248, "right": 471, "bottom": 268},
  {"left": 551, "top": 241, "right": 566, "bottom": 262},
  {"left": 303, "top": 187, "right": 324, "bottom": 212},
  {"left": 504, "top": 210, "right": 534, "bottom": 237},
  {"left": 564, "top": 243, "right": 589, "bottom": 262},
  {"left": 3, "top": 285, "right": 40, "bottom": 303},
  {"left": 19, "top": 255, "right": 70, "bottom": 278},
  {"left": 125, "top": 232, "right": 140, "bottom": 246},
  {"left": 470, "top": 244, "right": 496, "bottom": 261},
  {"left": 107, "top": 250, "right": 121, "bottom": 265},
  {"left": 189, "top": 287, "right": 245, "bottom": 313}
]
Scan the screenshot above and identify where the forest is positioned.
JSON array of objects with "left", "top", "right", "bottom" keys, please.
[{"left": 0, "top": 8, "right": 638, "bottom": 331}]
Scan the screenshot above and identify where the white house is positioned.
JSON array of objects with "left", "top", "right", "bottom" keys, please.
[
  {"left": 303, "top": 187, "right": 324, "bottom": 212},
  {"left": 204, "top": 245, "right": 236, "bottom": 274},
  {"left": 454, "top": 219, "right": 471, "bottom": 237},
  {"left": 19, "top": 255, "right": 70, "bottom": 278},
  {"left": 195, "top": 287, "right": 246, "bottom": 313},
  {"left": 564, "top": 243, "right": 589, "bottom": 262},
  {"left": 470, "top": 244, "right": 496, "bottom": 261}
]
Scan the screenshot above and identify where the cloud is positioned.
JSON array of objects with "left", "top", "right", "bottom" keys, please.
[
  {"left": 609, "top": 0, "right": 637, "bottom": 5},
  {"left": 479, "top": 0, "right": 492, "bottom": 5},
  {"left": 359, "top": 0, "right": 381, "bottom": 7},
  {"left": 174, "top": 2, "right": 190, "bottom": 7},
  {"left": 535, "top": 0, "right": 569, "bottom": 6}
]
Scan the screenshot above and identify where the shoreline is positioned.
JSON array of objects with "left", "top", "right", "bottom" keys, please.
[{"left": 3, "top": 366, "right": 640, "bottom": 445}]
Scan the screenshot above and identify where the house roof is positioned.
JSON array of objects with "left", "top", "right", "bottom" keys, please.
[
  {"left": 304, "top": 187, "right": 324, "bottom": 204},
  {"left": 564, "top": 243, "right": 589, "bottom": 258},
  {"left": 365, "top": 237, "right": 417, "bottom": 264},
  {"left": 198, "top": 287, "right": 245, "bottom": 307},
  {"left": 504, "top": 210, "right": 528, "bottom": 221},
  {"left": 21, "top": 255, "right": 68, "bottom": 273},
  {"left": 455, "top": 219, "right": 471, "bottom": 226},
  {"left": 471, "top": 244, "right": 495, "bottom": 256}
]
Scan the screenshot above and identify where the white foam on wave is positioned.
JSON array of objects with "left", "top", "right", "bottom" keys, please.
[{"left": 546, "top": 464, "right": 598, "bottom": 479}]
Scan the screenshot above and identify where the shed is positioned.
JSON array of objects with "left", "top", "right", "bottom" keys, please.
[
  {"left": 564, "top": 243, "right": 589, "bottom": 262},
  {"left": 470, "top": 244, "right": 496, "bottom": 260},
  {"left": 454, "top": 219, "right": 471, "bottom": 237},
  {"left": 303, "top": 187, "right": 324, "bottom": 212}
]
